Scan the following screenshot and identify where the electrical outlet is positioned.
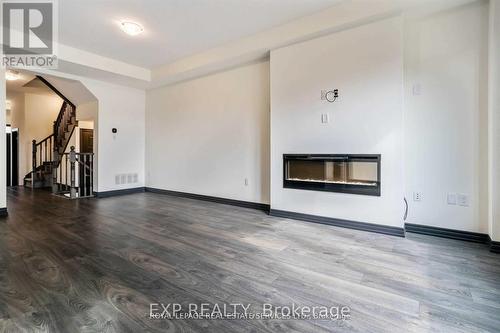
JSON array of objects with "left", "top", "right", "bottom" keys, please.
[
  {"left": 244, "top": 178, "right": 249, "bottom": 186},
  {"left": 447, "top": 193, "right": 457, "bottom": 205},
  {"left": 457, "top": 194, "right": 469, "bottom": 207},
  {"left": 413, "top": 192, "right": 423, "bottom": 202},
  {"left": 413, "top": 83, "right": 421, "bottom": 96},
  {"left": 321, "top": 113, "right": 329, "bottom": 123}
]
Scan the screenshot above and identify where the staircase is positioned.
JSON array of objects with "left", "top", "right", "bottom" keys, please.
[
  {"left": 22, "top": 76, "right": 94, "bottom": 199},
  {"left": 23, "top": 101, "right": 78, "bottom": 189}
]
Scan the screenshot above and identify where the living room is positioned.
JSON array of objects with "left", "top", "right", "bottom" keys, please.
[{"left": 0, "top": 0, "right": 499, "bottom": 332}]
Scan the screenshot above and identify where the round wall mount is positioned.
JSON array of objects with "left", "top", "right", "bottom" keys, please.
[{"left": 325, "top": 91, "right": 336, "bottom": 103}]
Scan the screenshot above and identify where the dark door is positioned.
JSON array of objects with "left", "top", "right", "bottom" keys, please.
[
  {"left": 79, "top": 129, "right": 93, "bottom": 195},
  {"left": 6, "top": 132, "right": 11, "bottom": 187},
  {"left": 80, "top": 129, "right": 93, "bottom": 153},
  {"left": 6, "top": 130, "right": 19, "bottom": 187},
  {"left": 12, "top": 130, "right": 18, "bottom": 186}
]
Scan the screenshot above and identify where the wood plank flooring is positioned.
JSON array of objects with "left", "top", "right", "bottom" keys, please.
[{"left": 0, "top": 187, "right": 499, "bottom": 332}]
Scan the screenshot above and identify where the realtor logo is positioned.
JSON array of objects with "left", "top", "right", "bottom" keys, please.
[{"left": 1, "top": 0, "right": 58, "bottom": 68}]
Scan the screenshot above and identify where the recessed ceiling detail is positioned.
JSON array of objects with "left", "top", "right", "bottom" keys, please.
[{"left": 58, "top": 0, "right": 340, "bottom": 68}]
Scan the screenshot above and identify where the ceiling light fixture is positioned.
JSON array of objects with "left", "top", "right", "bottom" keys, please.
[
  {"left": 5, "top": 70, "right": 20, "bottom": 81},
  {"left": 120, "top": 21, "right": 144, "bottom": 36}
]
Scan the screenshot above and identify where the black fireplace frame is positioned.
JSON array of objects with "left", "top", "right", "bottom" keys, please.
[{"left": 283, "top": 154, "right": 381, "bottom": 196}]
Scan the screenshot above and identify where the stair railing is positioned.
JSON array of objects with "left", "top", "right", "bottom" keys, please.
[
  {"left": 53, "top": 146, "right": 94, "bottom": 199},
  {"left": 31, "top": 134, "right": 54, "bottom": 176},
  {"left": 27, "top": 75, "right": 85, "bottom": 195},
  {"left": 51, "top": 101, "right": 78, "bottom": 194},
  {"left": 53, "top": 101, "right": 77, "bottom": 164}
]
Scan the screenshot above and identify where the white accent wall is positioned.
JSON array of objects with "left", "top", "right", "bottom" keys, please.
[
  {"left": 489, "top": 0, "right": 500, "bottom": 241},
  {"left": 146, "top": 61, "right": 270, "bottom": 204},
  {"left": 404, "top": 2, "right": 489, "bottom": 233},
  {"left": 81, "top": 79, "right": 146, "bottom": 193},
  {"left": 0, "top": 70, "right": 6, "bottom": 209},
  {"left": 270, "top": 17, "right": 404, "bottom": 228}
]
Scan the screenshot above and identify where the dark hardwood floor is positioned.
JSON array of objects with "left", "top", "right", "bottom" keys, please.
[{"left": 0, "top": 187, "right": 499, "bottom": 332}]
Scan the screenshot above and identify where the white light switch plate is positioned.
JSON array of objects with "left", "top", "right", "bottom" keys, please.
[
  {"left": 447, "top": 193, "right": 457, "bottom": 205},
  {"left": 413, "top": 83, "right": 421, "bottom": 96},
  {"left": 457, "top": 194, "right": 469, "bottom": 207}
]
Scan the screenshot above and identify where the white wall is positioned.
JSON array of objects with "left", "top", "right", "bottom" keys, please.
[
  {"left": 0, "top": 71, "right": 6, "bottom": 209},
  {"left": 489, "top": 0, "right": 500, "bottom": 241},
  {"left": 404, "top": 2, "right": 489, "bottom": 233},
  {"left": 24, "top": 93, "right": 62, "bottom": 141},
  {"left": 270, "top": 17, "right": 404, "bottom": 228},
  {"left": 6, "top": 109, "right": 11, "bottom": 125},
  {"left": 146, "top": 61, "right": 270, "bottom": 204},
  {"left": 8, "top": 93, "right": 24, "bottom": 185},
  {"left": 80, "top": 79, "right": 145, "bottom": 193}
]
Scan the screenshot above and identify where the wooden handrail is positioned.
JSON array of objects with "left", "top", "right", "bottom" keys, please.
[
  {"left": 35, "top": 133, "right": 54, "bottom": 147},
  {"left": 54, "top": 101, "right": 67, "bottom": 140},
  {"left": 36, "top": 76, "right": 75, "bottom": 108}
]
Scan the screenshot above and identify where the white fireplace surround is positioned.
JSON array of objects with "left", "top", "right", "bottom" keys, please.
[{"left": 270, "top": 17, "right": 404, "bottom": 228}]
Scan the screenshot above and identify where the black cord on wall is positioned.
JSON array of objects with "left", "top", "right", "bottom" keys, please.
[{"left": 403, "top": 197, "right": 408, "bottom": 221}]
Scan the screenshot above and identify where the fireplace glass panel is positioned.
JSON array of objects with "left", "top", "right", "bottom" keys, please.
[{"left": 283, "top": 155, "right": 380, "bottom": 196}]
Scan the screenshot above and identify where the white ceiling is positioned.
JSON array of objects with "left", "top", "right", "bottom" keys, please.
[
  {"left": 6, "top": 71, "right": 54, "bottom": 99},
  {"left": 59, "top": 0, "right": 341, "bottom": 68}
]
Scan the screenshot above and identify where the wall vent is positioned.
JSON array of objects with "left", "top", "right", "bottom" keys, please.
[{"left": 115, "top": 173, "right": 139, "bottom": 185}]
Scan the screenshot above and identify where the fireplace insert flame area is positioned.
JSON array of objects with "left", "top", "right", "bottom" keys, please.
[{"left": 283, "top": 154, "right": 381, "bottom": 196}]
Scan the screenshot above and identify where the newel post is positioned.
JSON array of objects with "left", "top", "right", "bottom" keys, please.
[
  {"left": 69, "top": 146, "right": 77, "bottom": 199},
  {"left": 32, "top": 140, "right": 37, "bottom": 175},
  {"left": 52, "top": 155, "right": 58, "bottom": 194}
]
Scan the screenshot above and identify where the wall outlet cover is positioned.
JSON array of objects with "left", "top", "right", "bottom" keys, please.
[
  {"left": 457, "top": 194, "right": 469, "bottom": 207},
  {"left": 412, "top": 83, "right": 421, "bottom": 96},
  {"left": 447, "top": 193, "right": 457, "bottom": 205},
  {"left": 413, "top": 192, "right": 423, "bottom": 202}
]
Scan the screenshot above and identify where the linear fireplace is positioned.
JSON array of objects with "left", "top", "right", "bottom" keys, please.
[{"left": 283, "top": 154, "right": 381, "bottom": 196}]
